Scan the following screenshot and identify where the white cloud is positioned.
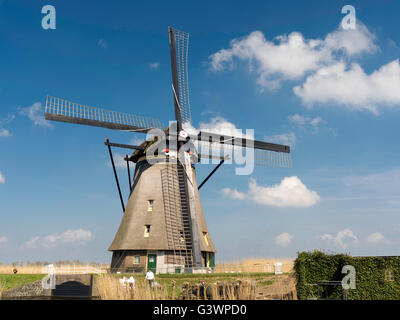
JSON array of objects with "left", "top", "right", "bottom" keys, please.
[
  {"left": 222, "top": 176, "right": 320, "bottom": 208},
  {"left": 208, "top": 22, "right": 400, "bottom": 115},
  {"left": 221, "top": 188, "right": 246, "bottom": 200},
  {"left": 386, "top": 199, "right": 400, "bottom": 206},
  {"left": 130, "top": 137, "right": 144, "bottom": 146},
  {"left": 0, "top": 236, "right": 8, "bottom": 245},
  {"left": 149, "top": 62, "right": 160, "bottom": 70},
  {"left": 19, "top": 102, "right": 53, "bottom": 127},
  {"left": 320, "top": 233, "right": 333, "bottom": 241},
  {"left": 275, "top": 232, "right": 293, "bottom": 247},
  {"left": 321, "top": 229, "right": 358, "bottom": 249},
  {"left": 113, "top": 153, "right": 128, "bottom": 169},
  {"left": 366, "top": 232, "right": 387, "bottom": 245},
  {"left": 21, "top": 229, "right": 92, "bottom": 249},
  {"left": 288, "top": 114, "right": 308, "bottom": 125},
  {"left": 0, "top": 114, "right": 15, "bottom": 137},
  {"left": 0, "top": 128, "right": 11, "bottom": 137},
  {"left": 294, "top": 59, "right": 400, "bottom": 114},
  {"left": 21, "top": 236, "right": 40, "bottom": 249},
  {"left": 289, "top": 114, "right": 323, "bottom": 128},
  {"left": 334, "top": 229, "right": 358, "bottom": 249},
  {"left": 42, "top": 229, "right": 92, "bottom": 248},
  {"left": 310, "top": 117, "right": 323, "bottom": 127},
  {"left": 107, "top": 148, "right": 136, "bottom": 171},
  {"left": 264, "top": 132, "right": 296, "bottom": 147},
  {"left": 248, "top": 177, "right": 320, "bottom": 208},
  {"left": 184, "top": 116, "right": 253, "bottom": 139},
  {"left": 98, "top": 39, "right": 107, "bottom": 49},
  {"left": 183, "top": 116, "right": 255, "bottom": 159},
  {"left": 343, "top": 169, "right": 400, "bottom": 191},
  {"left": 388, "top": 39, "right": 399, "bottom": 49},
  {"left": 210, "top": 31, "right": 327, "bottom": 90},
  {"left": 62, "top": 229, "right": 91, "bottom": 242},
  {"left": 323, "top": 23, "right": 377, "bottom": 56},
  {"left": 209, "top": 22, "right": 376, "bottom": 90},
  {"left": 0, "top": 171, "right": 5, "bottom": 184}
]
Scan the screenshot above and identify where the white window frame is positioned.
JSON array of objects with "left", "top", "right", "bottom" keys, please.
[
  {"left": 144, "top": 225, "right": 151, "bottom": 237},
  {"left": 147, "top": 200, "right": 154, "bottom": 212}
]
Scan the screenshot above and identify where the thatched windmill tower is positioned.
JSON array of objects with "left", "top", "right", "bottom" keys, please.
[
  {"left": 44, "top": 27, "right": 291, "bottom": 273},
  {"left": 108, "top": 132, "right": 217, "bottom": 273}
]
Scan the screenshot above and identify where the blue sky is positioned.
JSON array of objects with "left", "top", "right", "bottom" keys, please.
[{"left": 1, "top": 0, "right": 400, "bottom": 264}]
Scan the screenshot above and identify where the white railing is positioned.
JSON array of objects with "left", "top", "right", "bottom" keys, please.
[
  {"left": 42, "top": 264, "right": 107, "bottom": 275},
  {"left": 110, "top": 263, "right": 293, "bottom": 275},
  {"left": 213, "top": 263, "right": 293, "bottom": 274}
]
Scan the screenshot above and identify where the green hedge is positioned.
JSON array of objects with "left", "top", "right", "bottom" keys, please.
[{"left": 295, "top": 251, "right": 400, "bottom": 300}]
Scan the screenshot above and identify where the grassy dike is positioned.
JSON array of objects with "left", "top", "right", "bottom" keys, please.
[{"left": 0, "top": 274, "right": 46, "bottom": 297}]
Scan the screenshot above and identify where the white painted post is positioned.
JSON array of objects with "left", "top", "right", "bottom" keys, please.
[{"left": 274, "top": 262, "right": 283, "bottom": 275}]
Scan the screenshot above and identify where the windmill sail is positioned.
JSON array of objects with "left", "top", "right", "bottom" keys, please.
[
  {"left": 169, "top": 27, "right": 203, "bottom": 267},
  {"left": 169, "top": 27, "right": 192, "bottom": 126},
  {"left": 45, "top": 95, "right": 166, "bottom": 132},
  {"left": 188, "top": 131, "right": 292, "bottom": 168},
  {"left": 190, "top": 131, "right": 290, "bottom": 153},
  {"left": 196, "top": 143, "right": 292, "bottom": 168}
]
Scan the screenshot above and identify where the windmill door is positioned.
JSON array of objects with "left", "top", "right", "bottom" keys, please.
[
  {"left": 147, "top": 254, "right": 157, "bottom": 272},
  {"left": 209, "top": 253, "right": 215, "bottom": 268}
]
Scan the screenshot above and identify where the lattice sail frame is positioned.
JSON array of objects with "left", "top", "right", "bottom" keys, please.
[
  {"left": 45, "top": 95, "right": 166, "bottom": 131},
  {"left": 192, "top": 140, "right": 292, "bottom": 168},
  {"left": 172, "top": 28, "right": 192, "bottom": 125}
]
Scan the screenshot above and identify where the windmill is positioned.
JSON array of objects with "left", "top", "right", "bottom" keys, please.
[{"left": 44, "top": 27, "right": 291, "bottom": 273}]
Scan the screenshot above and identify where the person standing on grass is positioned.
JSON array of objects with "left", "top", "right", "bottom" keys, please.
[
  {"left": 128, "top": 276, "right": 135, "bottom": 289},
  {"left": 119, "top": 276, "right": 127, "bottom": 289},
  {"left": 146, "top": 269, "right": 155, "bottom": 288}
]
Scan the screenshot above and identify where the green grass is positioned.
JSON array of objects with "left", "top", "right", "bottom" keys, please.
[
  {"left": 0, "top": 274, "right": 46, "bottom": 291},
  {"left": 258, "top": 280, "right": 273, "bottom": 286}
]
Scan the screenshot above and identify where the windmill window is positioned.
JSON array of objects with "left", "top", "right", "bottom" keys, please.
[
  {"left": 144, "top": 225, "right": 151, "bottom": 237},
  {"left": 147, "top": 200, "right": 154, "bottom": 212},
  {"left": 134, "top": 256, "right": 140, "bottom": 264},
  {"left": 385, "top": 269, "right": 394, "bottom": 281},
  {"left": 203, "top": 232, "right": 209, "bottom": 246}
]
